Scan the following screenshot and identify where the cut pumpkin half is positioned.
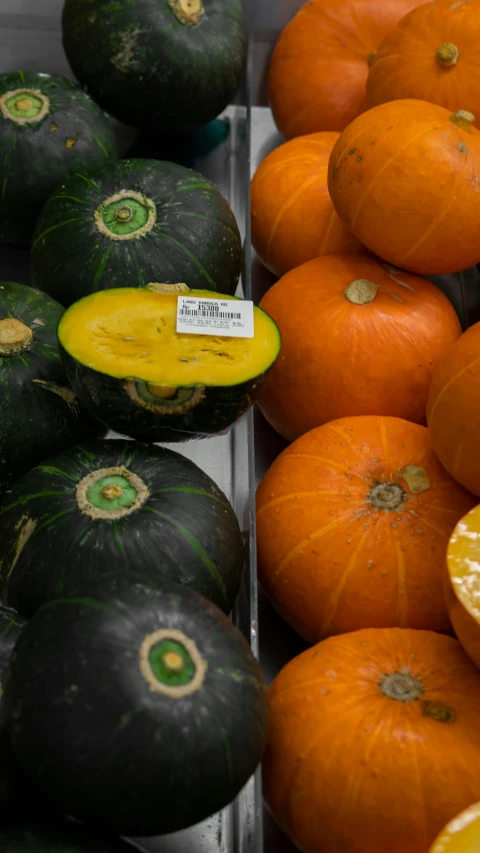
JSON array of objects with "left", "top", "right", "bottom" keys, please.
[
  {"left": 430, "top": 801, "right": 480, "bottom": 852},
  {"left": 58, "top": 284, "right": 281, "bottom": 442},
  {"left": 445, "top": 504, "right": 480, "bottom": 671}
]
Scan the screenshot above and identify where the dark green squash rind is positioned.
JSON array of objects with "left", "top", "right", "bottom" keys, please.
[
  {"left": 5, "top": 580, "right": 268, "bottom": 836},
  {"left": 59, "top": 339, "right": 270, "bottom": 442},
  {"left": 62, "top": 0, "right": 247, "bottom": 133},
  {"left": 0, "top": 604, "right": 30, "bottom": 817},
  {"left": 0, "top": 282, "right": 106, "bottom": 497},
  {"left": 0, "top": 70, "right": 118, "bottom": 247},
  {"left": 0, "top": 820, "right": 139, "bottom": 852},
  {"left": 31, "top": 159, "right": 242, "bottom": 305},
  {"left": 0, "top": 439, "right": 244, "bottom": 617}
]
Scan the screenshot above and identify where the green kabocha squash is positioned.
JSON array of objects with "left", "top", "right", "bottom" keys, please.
[
  {"left": 62, "top": 0, "right": 247, "bottom": 134},
  {"left": 0, "top": 70, "right": 118, "bottom": 247},
  {"left": 57, "top": 284, "right": 281, "bottom": 442},
  {"left": 0, "top": 282, "right": 106, "bottom": 497},
  {"left": 0, "top": 439, "right": 244, "bottom": 617},
  {"left": 6, "top": 579, "right": 269, "bottom": 836},
  {"left": 0, "top": 604, "right": 31, "bottom": 818},
  {"left": 0, "top": 820, "right": 140, "bottom": 852},
  {"left": 31, "top": 158, "right": 242, "bottom": 305}
]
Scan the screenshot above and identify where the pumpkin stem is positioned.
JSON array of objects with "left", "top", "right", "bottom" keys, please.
[
  {"left": 168, "top": 0, "right": 204, "bottom": 26},
  {"left": 450, "top": 110, "right": 475, "bottom": 133},
  {"left": 421, "top": 700, "right": 456, "bottom": 724},
  {"left": 344, "top": 280, "right": 378, "bottom": 305},
  {"left": 397, "top": 465, "right": 430, "bottom": 494},
  {"left": 163, "top": 651, "right": 185, "bottom": 674},
  {"left": 368, "top": 50, "right": 377, "bottom": 67},
  {"left": 369, "top": 482, "right": 407, "bottom": 511},
  {"left": 379, "top": 671, "right": 424, "bottom": 703},
  {"left": 437, "top": 42, "right": 459, "bottom": 68},
  {"left": 0, "top": 317, "right": 33, "bottom": 355},
  {"left": 100, "top": 484, "right": 124, "bottom": 501}
]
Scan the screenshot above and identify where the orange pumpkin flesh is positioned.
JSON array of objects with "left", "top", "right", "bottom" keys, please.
[
  {"left": 268, "top": 0, "right": 427, "bottom": 138},
  {"left": 258, "top": 254, "right": 461, "bottom": 441},
  {"left": 430, "top": 802, "right": 480, "bottom": 853},
  {"left": 445, "top": 504, "right": 480, "bottom": 671},
  {"left": 256, "top": 416, "right": 475, "bottom": 642},
  {"left": 427, "top": 322, "right": 480, "bottom": 497},
  {"left": 264, "top": 628, "right": 480, "bottom": 853},
  {"left": 328, "top": 99, "right": 480, "bottom": 275},
  {"left": 367, "top": 0, "right": 480, "bottom": 124},
  {"left": 251, "top": 134, "right": 365, "bottom": 277}
]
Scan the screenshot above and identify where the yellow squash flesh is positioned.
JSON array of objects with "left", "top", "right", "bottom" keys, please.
[{"left": 58, "top": 287, "right": 280, "bottom": 387}]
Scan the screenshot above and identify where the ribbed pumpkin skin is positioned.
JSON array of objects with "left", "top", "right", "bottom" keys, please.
[
  {"left": 258, "top": 255, "right": 461, "bottom": 441},
  {"left": 251, "top": 134, "right": 365, "bottom": 277},
  {"left": 367, "top": 0, "right": 480, "bottom": 122},
  {"left": 328, "top": 99, "right": 480, "bottom": 275},
  {"left": 268, "top": 0, "right": 427, "bottom": 139},
  {"left": 264, "top": 628, "right": 480, "bottom": 853},
  {"left": 427, "top": 322, "right": 480, "bottom": 496},
  {"left": 256, "top": 416, "right": 475, "bottom": 643}
]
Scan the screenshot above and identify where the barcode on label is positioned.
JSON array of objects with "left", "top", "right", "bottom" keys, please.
[
  {"left": 179, "top": 308, "right": 242, "bottom": 320},
  {"left": 176, "top": 296, "right": 254, "bottom": 338}
]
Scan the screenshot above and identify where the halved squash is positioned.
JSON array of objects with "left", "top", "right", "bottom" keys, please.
[
  {"left": 430, "top": 802, "right": 480, "bottom": 852},
  {"left": 446, "top": 504, "right": 480, "bottom": 671},
  {"left": 58, "top": 284, "right": 281, "bottom": 442}
]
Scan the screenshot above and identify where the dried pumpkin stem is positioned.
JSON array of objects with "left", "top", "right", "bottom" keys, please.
[
  {"left": 369, "top": 482, "right": 407, "bottom": 511},
  {"left": 437, "top": 42, "right": 459, "bottom": 68},
  {"left": 0, "top": 318, "right": 33, "bottom": 355},
  {"left": 450, "top": 110, "right": 475, "bottom": 133},
  {"left": 379, "top": 671, "right": 424, "bottom": 703},
  {"left": 168, "top": 0, "right": 204, "bottom": 26},
  {"left": 344, "top": 279, "right": 378, "bottom": 305}
]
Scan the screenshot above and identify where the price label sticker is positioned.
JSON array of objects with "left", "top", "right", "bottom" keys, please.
[{"left": 176, "top": 296, "right": 254, "bottom": 338}]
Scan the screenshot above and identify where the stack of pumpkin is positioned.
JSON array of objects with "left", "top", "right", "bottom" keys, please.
[
  {"left": 0, "top": 0, "right": 279, "bottom": 850},
  {"left": 253, "top": 1, "right": 480, "bottom": 852}
]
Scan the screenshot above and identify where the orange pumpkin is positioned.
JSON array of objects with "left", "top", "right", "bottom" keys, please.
[
  {"left": 258, "top": 254, "right": 461, "bottom": 441},
  {"left": 445, "top": 504, "right": 480, "bottom": 671},
  {"left": 264, "top": 627, "right": 480, "bottom": 853},
  {"left": 256, "top": 416, "right": 475, "bottom": 642},
  {"left": 251, "top": 134, "right": 365, "bottom": 277},
  {"left": 427, "top": 322, "right": 480, "bottom": 496},
  {"left": 430, "top": 802, "right": 480, "bottom": 853},
  {"left": 268, "top": 0, "right": 428, "bottom": 139},
  {"left": 328, "top": 100, "right": 480, "bottom": 275},
  {"left": 367, "top": 0, "right": 480, "bottom": 123}
]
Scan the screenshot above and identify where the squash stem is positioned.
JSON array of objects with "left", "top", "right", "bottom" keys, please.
[
  {"left": 0, "top": 317, "right": 33, "bottom": 355},
  {"left": 379, "top": 671, "right": 423, "bottom": 703},
  {"left": 437, "top": 43, "right": 459, "bottom": 68},
  {"left": 168, "top": 0, "right": 204, "bottom": 26}
]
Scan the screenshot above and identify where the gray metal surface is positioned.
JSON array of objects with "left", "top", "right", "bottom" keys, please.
[{"left": 0, "top": 3, "right": 262, "bottom": 852}]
